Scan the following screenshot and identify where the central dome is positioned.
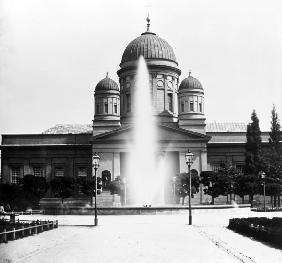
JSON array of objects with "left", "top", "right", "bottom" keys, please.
[{"left": 121, "top": 31, "right": 177, "bottom": 65}]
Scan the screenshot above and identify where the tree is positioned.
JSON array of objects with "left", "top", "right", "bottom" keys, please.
[
  {"left": 79, "top": 177, "right": 102, "bottom": 206},
  {"left": 0, "top": 183, "right": 22, "bottom": 211},
  {"left": 245, "top": 110, "right": 264, "bottom": 174},
  {"left": 267, "top": 105, "right": 282, "bottom": 179},
  {"left": 108, "top": 176, "right": 124, "bottom": 196},
  {"left": 201, "top": 171, "right": 230, "bottom": 204},
  {"left": 50, "top": 177, "right": 75, "bottom": 203},
  {"left": 174, "top": 173, "right": 200, "bottom": 205},
  {"left": 234, "top": 174, "right": 259, "bottom": 205},
  {"left": 19, "top": 174, "right": 49, "bottom": 208},
  {"left": 0, "top": 175, "right": 49, "bottom": 211}
]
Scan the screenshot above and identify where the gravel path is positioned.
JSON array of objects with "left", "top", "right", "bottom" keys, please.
[{"left": 0, "top": 209, "right": 281, "bottom": 263}]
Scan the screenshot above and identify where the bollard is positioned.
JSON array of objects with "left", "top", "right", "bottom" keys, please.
[
  {"left": 3, "top": 229, "right": 7, "bottom": 243},
  {"left": 52, "top": 221, "right": 54, "bottom": 229},
  {"left": 28, "top": 226, "right": 32, "bottom": 235},
  {"left": 21, "top": 226, "right": 25, "bottom": 237},
  {"left": 34, "top": 225, "right": 38, "bottom": 234},
  {"left": 12, "top": 227, "right": 16, "bottom": 240}
]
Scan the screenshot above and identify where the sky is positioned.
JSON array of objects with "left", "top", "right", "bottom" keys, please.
[{"left": 0, "top": 0, "right": 281, "bottom": 134}]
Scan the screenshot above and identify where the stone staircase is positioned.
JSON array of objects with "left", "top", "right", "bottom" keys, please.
[{"left": 97, "top": 191, "right": 121, "bottom": 207}]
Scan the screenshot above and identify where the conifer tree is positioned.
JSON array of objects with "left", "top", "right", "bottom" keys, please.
[
  {"left": 245, "top": 110, "right": 263, "bottom": 174},
  {"left": 268, "top": 105, "right": 282, "bottom": 179}
]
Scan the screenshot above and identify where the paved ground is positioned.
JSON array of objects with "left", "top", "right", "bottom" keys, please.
[{"left": 0, "top": 208, "right": 281, "bottom": 263}]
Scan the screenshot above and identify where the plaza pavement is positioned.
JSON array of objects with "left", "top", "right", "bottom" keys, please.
[{"left": 0, "top": 208, "right": 281, "bottom": 263}]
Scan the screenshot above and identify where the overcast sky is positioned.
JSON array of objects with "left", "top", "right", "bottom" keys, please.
[{"left": 0, "top": 0, "right": 281, "bottom": 134}]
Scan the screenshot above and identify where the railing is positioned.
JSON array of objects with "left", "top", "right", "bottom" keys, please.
[
  {"left": 0, "top": 220, "right": 58, "bottom": 243},
  {"left": 14, "top": 210, "right": 44, "bottom": 215}
]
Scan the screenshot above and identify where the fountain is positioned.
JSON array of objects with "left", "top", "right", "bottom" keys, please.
[{"left": 126, "top": 56, "right": 165, "bottom": 206}]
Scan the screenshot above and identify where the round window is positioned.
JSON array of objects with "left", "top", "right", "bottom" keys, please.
[{"left": 157, "top": 80, "right": 164, "bottom": 87}]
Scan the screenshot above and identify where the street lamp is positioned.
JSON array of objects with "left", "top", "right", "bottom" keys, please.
[
  {"left": 185, "top": 149, "right": 194, "bottom": 225},
  {"left": 92, "top": 152, "right": 100, "bottom": 226},
  {"left": 259, "top": 171, "right": 266, "bottom": 212}
]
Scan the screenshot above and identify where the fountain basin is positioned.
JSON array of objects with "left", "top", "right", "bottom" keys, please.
[{"left": 41, "top": 204, "right": 251, "bottom": 215}]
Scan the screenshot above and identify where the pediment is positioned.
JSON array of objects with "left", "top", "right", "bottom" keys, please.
[{"left": 92, "top": 124, "right": 210, "bottom": 143}]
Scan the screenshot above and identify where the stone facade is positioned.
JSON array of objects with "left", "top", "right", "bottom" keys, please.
[{"left": 0, "top": 21, "right": 277, "bottom": 206}]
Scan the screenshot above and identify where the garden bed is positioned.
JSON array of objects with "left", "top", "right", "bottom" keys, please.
[
  {"left": 0, "top": 219, "right": 58, "bottom": 243},
  {"left": 228, "top": 217, "right": 282, "bottom": 249}
]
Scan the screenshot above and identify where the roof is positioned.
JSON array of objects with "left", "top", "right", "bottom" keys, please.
[
  {"left": 95, "top": 75, "right": 119, "bottom": 92},
  {"left": 206, "top": 122, "right": 247, "bottom": 133},
  {"left": 121, "top": 31, "right": 177, "bottom": 64},
  {"left": 179, "top": 73, "right": 203, "bottom": 90},
  {"left": 43, "top": 124, "right": 92, "bottom": 134},
  {"left": 41, "top": 122, "right": 264, "bottom": 135}
]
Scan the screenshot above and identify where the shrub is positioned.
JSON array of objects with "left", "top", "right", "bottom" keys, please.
[{"left": 228, "top": 217, "right": 282, "bottom": 248}]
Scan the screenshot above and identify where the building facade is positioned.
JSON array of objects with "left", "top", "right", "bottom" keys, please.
[{"left": 0, "top": 20, "right": 272, "bottom": 205}]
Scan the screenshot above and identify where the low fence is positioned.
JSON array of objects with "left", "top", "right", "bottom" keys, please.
[{"left": 0, "top": 220, "right": 58, "bottom": 243}]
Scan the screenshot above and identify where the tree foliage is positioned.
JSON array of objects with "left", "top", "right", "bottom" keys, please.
[
  {"left": 201, "top": 171, "right": 230, "bottom": 204},
  {"left": 49, "top": 177, "right": 75, "bottom": 203},
  {"left": 0, "top": 175, "right": 49, "bottom": 210},
  {"left": 108, "top": 176, "right": 124, "bottom": 196},
  {"left": 245, "top": 110, "right": 264, "bottom": 174},
  {"left": 266, "top": 105, "right": 282, "bottom": 179},
  {"left": 79, "top": 177, "right": 102, "bottom": 197},
  {"left": 174, "top": 172, "right": 200, "bottom": 205}
]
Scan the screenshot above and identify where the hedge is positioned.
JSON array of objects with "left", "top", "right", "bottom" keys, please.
[{"left": 228, "top": 217, "right": 282, "bottom": 248}]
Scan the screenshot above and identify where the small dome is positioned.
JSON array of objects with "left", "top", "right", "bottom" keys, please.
[
  {"left": 179, "top": 72, "right": 203, "bottom": 90},
  {"left": 95, "top": 74, "right": 119, "bottom": 92}
]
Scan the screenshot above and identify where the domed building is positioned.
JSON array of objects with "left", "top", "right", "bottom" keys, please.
[
  {"left": 0, "top": 18, "right": 272, "bottom": 207},
  {"left": 91, "top": 18, "right": 210, "bottom": 204}
]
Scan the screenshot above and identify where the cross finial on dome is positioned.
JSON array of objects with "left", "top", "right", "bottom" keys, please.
[
  {"left": 106, "top": 72, "right": 108, "bottom": 78},
  {"left": 146, "top": 15, "right": 150, "bottom": 31},
  {"left": 189, "top": 70, "right": 192, "bottom": 77}
]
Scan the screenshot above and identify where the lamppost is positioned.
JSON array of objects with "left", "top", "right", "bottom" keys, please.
[
  {"left": 260, "top": 171, "right": 266, "bottom": 212},
  {"left": 185, "top": 149, "right": 194, "bottom": 225},
  {"left": 92, "top": 152, "right": 100, "bottom": 226}
]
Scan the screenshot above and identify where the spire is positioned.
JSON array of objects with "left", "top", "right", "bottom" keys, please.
[
  {"left": 189, "top": 70, "right": 191, "bottom": 77},
  {"left": 146, "top": 15, "right": 150, "bottom": 32},
  {"left": 106, "top": 72, "right": 108, "bottom": 78}
]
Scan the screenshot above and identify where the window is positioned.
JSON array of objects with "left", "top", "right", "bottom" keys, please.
[
  {"left": 104, "top": 103, "right": 108, "bottom": 113},
  {"left": 78, "top": 167, "right": 87, "bottom": 177},
  {"left": 11, "top": 167, "right": 21, "bottom": 184},
  {"left": 168, "top": 93, "right": 173, "bottom": 111},
  {"left": 190, "top": 102, "right": 194, "bottom": 111},
  {"left": 96, "top": 104, "right": 100, "bottom": 114},
  {"left": 126, "top": 94, "right": 131, "bottom": 112},
  {"left": 114, "top": 103, "right": 117, "bottom": 114},
  {"left": 55, "top": 167, "right": 64, "bottom": 177},
  {"left": 199, "top": 102, "right": 202, "bottom": 112},
  {"left": 181, "top": 102, "right": 185, "bottom": 112},
  {"left": 33, "top": 167, "right": 43, "bottom": 177}
]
